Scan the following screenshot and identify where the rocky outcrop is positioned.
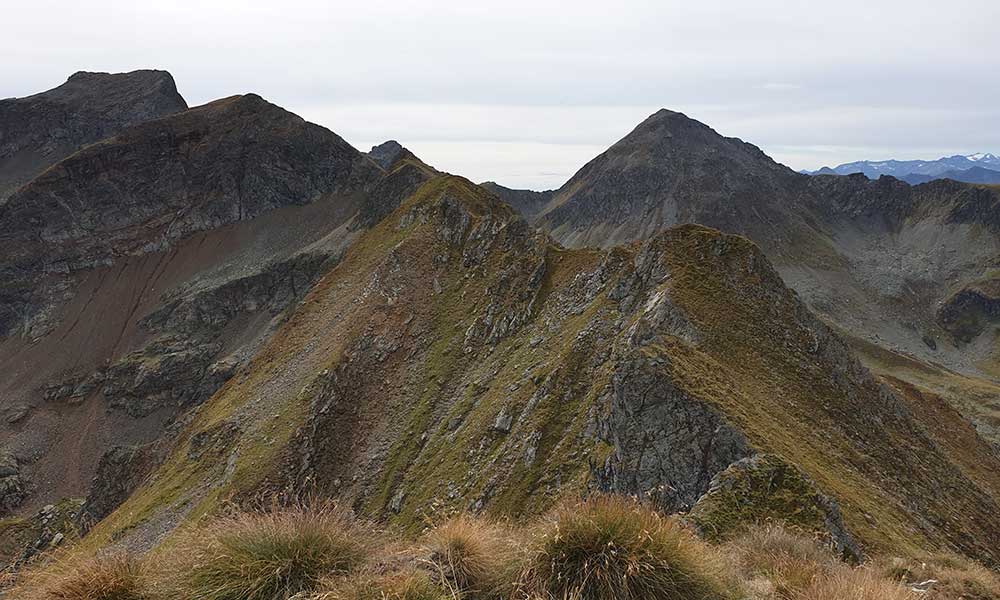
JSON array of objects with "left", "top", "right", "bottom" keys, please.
[
  {"left": 0, "top": 70, "right": 187, "bottom": 202},
  {"left": 688, "top": 454, "right": 862, "bottom": 562},
  {"left": 37, "top": 252, "right": 332, "bottom": 417},
  {"left": 77, "top": 445, "right": 158, "bottom": 530},
  {"left": 593, "top": 356, "right": 752, "bottom": 512},
  {"left": 367, "top": 140, "right": 407, "bottom": 169},
  {"left": 0, "top": 453, "right": 27, "bottom": 516},
  {"left": 937, "top": 279, "right": 1000, "bottom": 343},
  {"left": 0, "top": 500, "right": 83, "bottom": 569}
]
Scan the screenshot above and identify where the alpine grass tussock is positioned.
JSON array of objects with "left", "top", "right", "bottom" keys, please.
[
  {"left": 14, "top": 552, "right": 151, "bottom": 600},
  {"left": 8, "top": 498, "right": 999, "bottom": 600},
  {"left": 879, "top": 553, "right": 1000, "bottom": 600},
  {"left": 727, "top": 524, "right": 838, "bottom": 597},
  {"left": 422, "top": 515, "right": 518, "bottom": 598},
  {"left": 800, "top": 567, "right": 918, "bottom": 600},
  {"left": 520, "top": 496, "right": 736, "bottom": 600},
  {"left": 157, "top": 506, "right": 371, "bottom": 600}
]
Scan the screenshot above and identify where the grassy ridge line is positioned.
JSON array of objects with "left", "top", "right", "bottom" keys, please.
[{"left": 71, "top": 176, "right": 1000, "bottom": 566}]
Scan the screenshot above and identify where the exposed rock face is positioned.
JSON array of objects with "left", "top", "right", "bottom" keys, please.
[
  {"left": 367, "top": 140, "right": 407, "bottom": 169},
  {"left": 355, "top": 145, "right": 436, "bottom": 229},
  {"left": 77, "top": 445, "right": 158, "bottom": 530},
  {"left": 0, "top": 74, "right": 398, "bottom": 530},
  {"left": 593, "top": 356, "right": 752, "bottom": 512},
  {"left": 0, "top": 70, "right": 187, "bottom": 202},
  {"left": 0, "top": 452, "right": 27, "bottom": 515},
  {"left": 94, "top": 252, "right": 332, "bottom": 417},
  {"left": 937, "top": 279, "right": 1000, "bottom": 343}
]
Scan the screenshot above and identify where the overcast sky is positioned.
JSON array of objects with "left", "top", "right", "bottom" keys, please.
[{"left": 3, "top": 0, "right": 999, "bottom": 190}]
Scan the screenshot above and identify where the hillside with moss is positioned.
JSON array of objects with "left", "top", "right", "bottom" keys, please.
[{"left": 62, "top": 175, "right": 999, "bottom": 570}]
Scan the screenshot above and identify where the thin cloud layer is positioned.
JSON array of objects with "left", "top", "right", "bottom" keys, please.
[{"left": 3, "top": 0, "right": 998, "bottom": 188}]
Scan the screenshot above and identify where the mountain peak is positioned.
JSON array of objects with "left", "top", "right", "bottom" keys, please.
[
  {"left": 646, "top": 107, "right": 686, "bottom": 120},
  {"left": 631, "top": 108, "right": 707, "bottom": 136},
  {"left": 531, "top": 109, "right": 797, "bottom": 248},
  {"left": 0, "top": 69, "right": 188, "bottom": 201},
  {"left": 368, "top": 140, "right": 406, "bottom": 169}
]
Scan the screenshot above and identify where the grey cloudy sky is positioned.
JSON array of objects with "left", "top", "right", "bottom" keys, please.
[{"left": 3, "top": 0, "right": 999, "bottom": 189}]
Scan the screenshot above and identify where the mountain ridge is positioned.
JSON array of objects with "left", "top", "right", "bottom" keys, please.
[
  {"left": 1, "top": 73, "right": 1000, "bottom": 583},
  {"left": 808, "top": 152, "right": 1000, "bottom": 181}
]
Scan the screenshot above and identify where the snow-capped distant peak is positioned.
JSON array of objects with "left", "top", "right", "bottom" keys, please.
[{"left": 967, "top": 152, "right": 998, "bottom": 162}]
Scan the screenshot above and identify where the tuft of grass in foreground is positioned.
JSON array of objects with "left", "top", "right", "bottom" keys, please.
[
  {"left": 14, "top": 552, "right": 151, "bottom": 600},
  {"left": 520, "top": 496, "right": 736, "bottom": 600},
  {"left": 11, "top": 497, "right": 999, "bottom": 600},
  {"left": 726, "top": 524, "right": 838, "bottom": 597},
  {"left": 156, "top": 506, "right": 371, "bottom": 600},
  {"left": 800, "top": 567, "right": 918, "bottom": 600},
  {"left": 421, "top": 515, "right": 519, "bottom": 599}
]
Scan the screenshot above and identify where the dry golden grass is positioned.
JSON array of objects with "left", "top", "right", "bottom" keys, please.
[
  {"left": 520, "top": 496, "right": 737, "bottom": 600},
  {"left": 154, "top": 506, "right": 372, "bottom": 600},
  {"left": 9, "top": 499, "right": 995, "bottom": 600},
  {"left": 727, "top": 524, "right": 837, "bottom": 597},
  {"left": 879, "top": 553, "right": 1000, "bottom": 600},
  {"left": 302, "top": 569, "right": 450, "bottom": 600},
  {"left": 421, "top": 515, "right": 519, "bottom": 599},
  {"left": 12, "top": 552, "right": 151, "bottom": 600},
  {"left": 800, "top": 567, "right": 917, "bottom": 600}
]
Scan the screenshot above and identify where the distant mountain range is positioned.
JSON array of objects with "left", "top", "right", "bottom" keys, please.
[{"left": 807, "top": 153, "right": 1000, "bottom": 184}]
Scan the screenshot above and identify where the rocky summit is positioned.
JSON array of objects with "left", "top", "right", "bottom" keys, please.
[
  {"left": 0, "top": 70, "right": 187, "bottom": 203},
  {"left": 1, "top": 71, "right": 999, "bottom": 590}
]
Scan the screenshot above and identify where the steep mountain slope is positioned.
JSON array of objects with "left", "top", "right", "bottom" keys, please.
[
  {"left": 79, "top": 176, "right": 1000, "bottom": 567},
  {"left": 0, "top": 79, "right": 433, "bottom": 529},
  {"left": 524, "top": 111, "right": 1000, "bottom": 444},
  {"left": 0, "top": 70, "right": 187, "bottom": 202}
]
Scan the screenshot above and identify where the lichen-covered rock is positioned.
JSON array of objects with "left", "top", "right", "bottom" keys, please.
[
  {"left": 77, "top": 445, "right": 158, "bottom": 530},
  {"left": 688, "top": 454, "right": 862, "bottom": 562},
  {"left": 0, "top": 499, "right": 83, "bottom": 569},
  {"left": 0, "top": 453, "right": 27, "bottom": 516},
  {"left": 593, "top": 355, "right": 752, "bottom": 512}
]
